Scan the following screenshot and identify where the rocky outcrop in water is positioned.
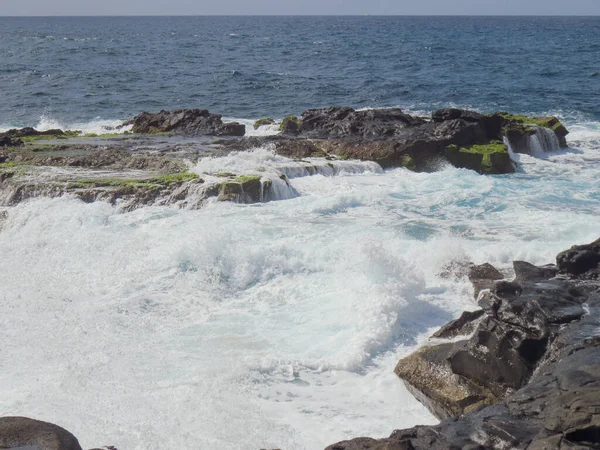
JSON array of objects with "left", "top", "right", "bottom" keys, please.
[
  {"left": 129, "top": 109, "right": 245, "bottom": 136},
  {"left": 326, "top": 238, "right": 600, "bottom": 450},
  {"left": 269, "top": 107, "right": 566, "bottom": 174}
]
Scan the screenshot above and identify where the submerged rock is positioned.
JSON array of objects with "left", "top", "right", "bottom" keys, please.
[
  {"left": 129, "top": 109, "right": 245, "bottom": 136},
  {"left": 327, "top": 238, "right": 600, "bottom": 450}
]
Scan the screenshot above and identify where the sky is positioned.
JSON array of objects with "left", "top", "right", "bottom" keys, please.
[{"left": 1, "top": 0, "right": 600, "bottom": 16}]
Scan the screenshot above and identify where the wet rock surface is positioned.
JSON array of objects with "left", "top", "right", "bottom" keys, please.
[
  {"left": 129, "top": 109, "right": 245, "bottom": 136},
  {"left": 0, "top": 107, "right": 571, "bottom": 210},
  {"left": 326, "top": 238, "right": 600, "bottom": 450}
]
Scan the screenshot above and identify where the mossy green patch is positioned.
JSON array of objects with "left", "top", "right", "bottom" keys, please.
[
  {"left": 234, "top": 175, "right": 262, "bottom": 185},
  {"left": 253, "top": 118, "right": 275, "bottom": 129},
  {"left": 445, "top": 141, "right": 511, "bottom": 174},
  {"left": 214, "top": 172, "right": 237, "bottom": 178},
  {"left": 0, "top": 161, "right": 22, "bottom": 169},
  {"left": 494, "top": 113, "right": 564, "bottom": 132},
  {"left": 280, "top": 116, "right": 300, "bottom": 131},
  {"left": 66, "top": 172, "right": 202, "bottom": 190}
]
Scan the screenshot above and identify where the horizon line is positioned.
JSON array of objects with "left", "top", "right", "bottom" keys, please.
[{"left": 1, "top": 14, "right": 599, "bottom": 17}]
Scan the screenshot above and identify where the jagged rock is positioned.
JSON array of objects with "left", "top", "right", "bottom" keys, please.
[
  {"left": 3, "top": 127, "right": 65, "bottom": 138},
  {"left": 217, "top": 175, "right": 263, "bottom": 203},
  {"left": 513, "top": 260, "right": 558, "bottom": 283},
  {"left": 0, "top": 134, "right": 24, "bottom": 147},
  {"left": 468, "top": 262, "right": 504, "bottom": 299},
  {"left": 502, "top": 114, "right": 569, "bottom": 154},
  {"left": 557, "top": 237, "right": 600, "bottom": 278},
  {"left": 295, "top": 107, "right": 425, "bottom": 139},
  {"left": 0, "top": 417, "right": 83, "bottom": 450},
  {"left": 327, "top": 239, "right": 600, "bottom": 450},
  {"left": 280, "top": 116, "right": 300, "bottom": 135},
  {"left": 275, "top": 107, "right": 524, "bottom": 173},
  {"left": 130, "top": 109, "right": 245, "bottom": 136},
  {"left": 432, "top": 310, "right": 485, "bottom": 339}
]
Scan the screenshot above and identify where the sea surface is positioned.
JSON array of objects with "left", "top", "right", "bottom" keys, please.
[{"left": 0, "top": 16, "right": 599, "bottom": 450}]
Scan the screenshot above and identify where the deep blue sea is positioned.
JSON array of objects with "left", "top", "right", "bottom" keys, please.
[
  {"left": 1, "top": 16, "right": 600, "bottom": 450},
  {"left": 1, "top": 16, "right": 600, "bottom": 128}
]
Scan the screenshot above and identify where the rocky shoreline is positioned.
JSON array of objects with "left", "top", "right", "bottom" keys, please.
[
  {"left": 327, "top": 238, "right": 600, "bottom": 450},
  {"left": 0, "top": 106, "right": 568, "bottom": 211}
]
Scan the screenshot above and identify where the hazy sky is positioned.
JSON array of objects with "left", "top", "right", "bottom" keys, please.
[{"left": 1, "top": 0, "right": 600, "bottom": 16}]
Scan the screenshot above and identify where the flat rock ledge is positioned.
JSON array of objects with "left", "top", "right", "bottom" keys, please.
[{"left": 326, "top": 238, "right": 600, "bottom": 450}]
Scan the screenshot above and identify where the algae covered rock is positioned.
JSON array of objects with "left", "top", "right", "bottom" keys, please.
[
  {"left": 394, "top": 340, "right": 499, "bottom": 420},
  {"left": 499, "top": 112, "right": 569, "bottom": 152},
  {"left": 217, "top": 175, "right": 264, "bottom": 203},
  {"left": 280, "top": 115, "right": 301, "bottom": 134},
  {"left": 444, "top": 141, "right": 514, "bottom": 174},
  {"left": 253, "top": 117, "right": 275, "bottom": 129}
]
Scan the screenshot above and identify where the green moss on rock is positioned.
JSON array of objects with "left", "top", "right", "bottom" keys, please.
[
  {"left": 445, "top": 141, "right": 514, "bottom": 175},
  {"left": 280, "top": 116, "right": 301, "bottom": 133},
  {"left": 253, "top": 118, "right": 275, "bottom": 129},
  {"left": 67, "top": 172, "right": 202, "bottom": 190}
]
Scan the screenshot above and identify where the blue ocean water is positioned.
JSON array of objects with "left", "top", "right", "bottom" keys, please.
[{"left": 1, "top": 16, "right": 599, "bottom": 127}]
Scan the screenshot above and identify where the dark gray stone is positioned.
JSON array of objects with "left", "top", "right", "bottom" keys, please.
[{"left": 0, "top": 417, "right": 82, "bottom": 450}]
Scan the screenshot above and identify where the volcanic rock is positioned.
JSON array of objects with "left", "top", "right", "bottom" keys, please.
[
  {"left": 556, "top": 237, "right": 600, "bottom": 278},
  {"left": 326, "top": 239, "right": 600, "bottom": 450},
  {"left": 130, "top": 109, "right": 245, "bottom": 136}
]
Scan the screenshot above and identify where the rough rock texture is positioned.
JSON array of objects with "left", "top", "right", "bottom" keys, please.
[
  {"left": 468, "top": 262, "right": 504, "bottom": 299},
  {"left": 0, "top": 417, "right": 83, "bottom": 450},
  {"left": 326, "top": 239, "right": 600, "bottom": 450},
  {"left": 130, "top": 109, "right": 245, "bottom": 136},
  {"left": 0, "top": 134, "right": 24, "bottom": 147},
  {"left": 557, "top": 237, "right": 600, "bottom": 279},
  {"left": 503, "top": 114, "right": 570, "bottom": 152},
  {"left": 2, "top": 127, "right": 66, "bottom": 138},
  {"left": 271, "top": 107, "right": 568, "bottom": 174}
]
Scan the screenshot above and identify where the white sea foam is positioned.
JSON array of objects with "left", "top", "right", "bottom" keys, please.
[
  {"left": 0, "top": 114, "right": 132, "bottom": 135},
  {"left": 0, "top": 120, "right": 599, "bottom": 450}
]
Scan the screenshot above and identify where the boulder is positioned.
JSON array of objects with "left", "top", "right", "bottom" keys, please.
[
  {"left": 129, "top": 109, "right": 245, "bottom": 136},
  {"left": 556, "top": 237, "right": 600, "bottom": 278},
  {"left": 513, "top": 260, "right": 557, "bottom": 283},
  {"left": 501, "top": 113, "right": 569, "bottom": 152},
  {"left": 0, "top": 417, "right": 83, "bottom": 450},
  {"left": 444, "top": 141, "right": 514, "bottom": 175},
  {"left": 467, "top": 262, "right": 504, "bottom": 299},
  {"left": 253, "top": 117, "right": 275, "bottom": 129},
  {"left": 0, "top": 134, "right": 24, "bottom": 147}
]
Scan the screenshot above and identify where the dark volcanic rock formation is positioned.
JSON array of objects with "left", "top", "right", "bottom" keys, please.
[
  {"left": 270, "top": 106, "right": 568, "bottom": 174},
  {"left": 129, "top": 109, "right": 245, "bottom": 136},
  {"left": 326, "top": 238, "right": 600, "bottom": 450}
]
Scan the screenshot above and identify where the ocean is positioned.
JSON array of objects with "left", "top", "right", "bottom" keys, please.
[{"left": 0, "top": 15, "right": 599, "bottom": 450}]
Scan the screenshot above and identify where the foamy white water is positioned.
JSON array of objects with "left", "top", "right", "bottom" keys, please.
[
  {"left": 0, "top": 120, "right": 599, "bottom": 449},
  {"left": 0, "top": 114, "right": 131, "bottom": 135}
]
